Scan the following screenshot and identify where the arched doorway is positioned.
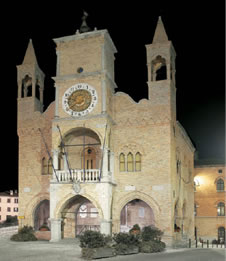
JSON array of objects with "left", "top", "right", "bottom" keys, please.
[
  {"left": 61, "top": 195, "right": 101, "bottom": 238},
  {"left": 34, "top": 200, "right": 50, "bottom": 231},
  {"left": 120, "top": 199, "right": 154, "bottom": 232}
]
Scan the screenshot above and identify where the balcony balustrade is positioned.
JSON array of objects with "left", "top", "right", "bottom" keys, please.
[{"left": 53, "top": 169, "right": 101, "bottom": 183}]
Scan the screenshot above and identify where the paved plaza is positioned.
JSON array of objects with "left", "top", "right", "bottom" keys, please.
[{"left": 0, "top": 238, "right": 225, "bottom": 261}]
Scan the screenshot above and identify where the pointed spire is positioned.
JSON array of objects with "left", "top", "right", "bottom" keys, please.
[
  {"left": 22, "top": 39, "right": 38, "bottom": 65},
  {"left": 152, "top": 16, "right": 169, "bottom": 44}
]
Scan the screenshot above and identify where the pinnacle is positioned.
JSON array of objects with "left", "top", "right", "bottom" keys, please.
[
  {"left": 152, "top": 16, "right": 169, "bottom": 44},
  {"left": 22, "top": 39, "right": 38, "bottom": 65}
]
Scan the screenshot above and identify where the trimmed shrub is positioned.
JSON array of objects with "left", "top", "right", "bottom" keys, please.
[
  {"left": 113, "top": 232, "right": 139, "bottom": 246},
  {"left": 10, "top": 226, "right": 37, "bottom": 242},
  {"left": 141, "top": 226, "right": 163, "bottom": 242},
  {"left": 139, "top": 240, "right": 166, "bottom": 253},
  {"left": 79, "top": 230, "right": 106, "bottom": 248}
]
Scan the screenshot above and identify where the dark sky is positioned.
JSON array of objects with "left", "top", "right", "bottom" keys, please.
[{"left": 1, "top": 1, "right": 225, "bottom": 191}]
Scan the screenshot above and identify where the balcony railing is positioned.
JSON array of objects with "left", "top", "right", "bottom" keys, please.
[{"left": 53, "top": 169, "right": 101, "bottom": 183}]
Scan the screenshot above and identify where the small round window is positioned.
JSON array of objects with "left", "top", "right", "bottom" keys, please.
[{"left": 77, "top": 67, "right": 84, "bottom": 73}]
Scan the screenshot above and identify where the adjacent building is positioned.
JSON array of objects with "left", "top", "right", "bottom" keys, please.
[
  {"left": 0, "top": 190, "right": 19, "bottom": 222},
  {"left": 194, "top": 161, "right": 225, "bottom": 242}
]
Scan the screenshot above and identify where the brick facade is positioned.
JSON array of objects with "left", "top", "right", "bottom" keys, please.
[
  {"left": 194, "top": 164, "right": 225, "bottom": 241},
  {"left": 17, "top": 18, "right": 195, "bottom": 246}
]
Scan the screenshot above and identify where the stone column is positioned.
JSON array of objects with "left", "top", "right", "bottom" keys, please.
[
  {"left": 100, "top": 219, "right": 112, "bottom": 235},
  {"left": 101, "top": 148, "right": 110, "bottom": 181},
  {"left": 49, "top": 218, "right": 62, "bottom": 242},
  {"left": 110, "top": 151, "right": 115, "bottom": 182},
  {"left": 63, "top": 154, "right": 68, "bottom": 171},
  {"left": 52, "top": 149, "right": 59, "bottom": 170},
  {"left": 40, "top": 86, "right": 44, "bottom": 104},
  {"left": 32, "top": 78, "right": 36, "bottom": 97},
  {"left": 167, "top": 63, "right": 171, "bottom": 80},
  {"left": 18, "top": 79, "right": 22, "bottom": 98},
  {"left": 54, "top": 85, "right": 59, "bottom": 118}
]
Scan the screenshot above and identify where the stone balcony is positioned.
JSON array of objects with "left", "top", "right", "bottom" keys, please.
[{"left": 52, "top": 169, "right": 101, "bottom": 183}]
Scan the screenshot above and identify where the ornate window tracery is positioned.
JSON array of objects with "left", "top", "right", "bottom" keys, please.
[
  {"left": 119, "top": 152, "right": 142, "bottom": 172},
  {"left": 127, "top": 153, "right": 134, "bottom": 172},
  {"left": 135, "top": 152, "right": 141, "bottom": 171},
  {"left": 216, "top": 178, "right": 224, "bottom": 192},
  {"left": 119, "top": 153, "right": 125, "bottom": 172}
]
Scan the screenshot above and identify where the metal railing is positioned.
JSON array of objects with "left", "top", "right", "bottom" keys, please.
[{"left": 188, "top": 239, "right": 226, "bottom": 249}]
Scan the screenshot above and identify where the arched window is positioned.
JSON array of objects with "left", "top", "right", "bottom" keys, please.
[
  {"left": 42, "top": 158, "right": 48, "bottom": 175},
  {"left": 47, "top": 159, "right": 52, "bottom": 174},
  {"left": 151, "top": 55, "right": 167, "bottom": 81},
  {"left": 22, "top": 75, "right": 32, "bottom": 97},
  {"left": 127, "top": 153, "right": 134, "bottom": 172},
  {"left": 119, "top": 153, "right": 125, "bottom": 172},
  {"left": 42, "top": 157, "right": 52, "bottom": 175},
  {"left": 217, "top": 202, "right": 225, "bottom": 216},
  {"left": 218, "top": 227, "right": 225, "bottom": 241},
  {"left": 217, "top": 179, "right": 224, "bottom": 192},
  {"left": 135, "top": 152, "right": 141, "bottom": 171}
]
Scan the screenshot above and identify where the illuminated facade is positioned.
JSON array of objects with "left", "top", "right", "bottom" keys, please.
[
  {"left": 16, "top": 17, "right": 195, "bottom": 246},
  {"left": 194, "top": 162, "right": 225, "bottom": 242}
]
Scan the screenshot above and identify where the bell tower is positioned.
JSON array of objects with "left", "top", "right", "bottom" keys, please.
[
  {"left": 146, "top": 17, "right": 176, "bottom": 120},
  {"left": 17, "top": 39, "right": 45, "bottom": 123}
]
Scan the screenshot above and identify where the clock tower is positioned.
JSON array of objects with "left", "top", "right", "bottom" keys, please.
[
  {"left": 49, "top": 26, "right": 118, "bottom": 241},
  {"left": 53, "top": 29, "right": 117, "bottom": 120}
]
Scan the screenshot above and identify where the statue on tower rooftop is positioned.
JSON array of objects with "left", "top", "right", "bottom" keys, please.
[{"left": 80, "top": 11, "right": 91, "bottom": 33}]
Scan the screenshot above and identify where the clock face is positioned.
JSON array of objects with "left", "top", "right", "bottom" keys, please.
[{"left": 62, "top": 83, "right": 98, "bottom": 117}]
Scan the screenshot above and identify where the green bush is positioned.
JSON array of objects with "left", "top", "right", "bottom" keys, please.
[
  {"left": 19, "top": 226, "right": 34, "bottom": 234},
  {"left": 139, "top": 240, "right": 166, "bottom": 253},
  {"left": 141, "top": 226, "right": 163, "bottom": 242},
  {"left": 114, "top": 243, "right": 129, "bottom": 254},
  {"left": 10, "top": 233, "right": 37, "bottom": 242},
  {"left": 113, "top": 232, "right": 139, "bottom": 246},
  {"left": 79, "top": 230, "right": 106, "bottom": 248},
  {"left": 10, "top": 226, "right": 37, "bottom": 242}
]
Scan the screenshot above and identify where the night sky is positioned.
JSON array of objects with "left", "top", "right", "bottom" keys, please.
[{"left": 1, "top": 2, "right": 224, "bottom": 191}]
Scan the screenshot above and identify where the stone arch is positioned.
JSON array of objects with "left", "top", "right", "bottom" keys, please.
[
  {"left": 33, "top": 199, "right": 50, "bottom": 230},
  {"left": 151, "top": 55, "right": 167, "bottom": 81},
  {"left": 56, "top": 127, "right": 103, "bottom": 171},
  {"left": 56, "top": 127, "right": 103, "bottom": 149},
  {"left": 24, "top": 193, "right": 50, "bottom": 227},
  {"left": 54, "top": 193, "right": 104, "bottom": 238},
  {"left": 54, "top": 192, "right": 104, "bottom": 220},
  {"left": 113, "top": 191, "right": 161, "bottom": 230}
]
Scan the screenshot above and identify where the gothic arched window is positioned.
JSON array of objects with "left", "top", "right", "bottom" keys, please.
[
  {"left": 135, "top": 152, "right": 141, "bottom": 171},
  {"left": 47, "top": 159, "right": 52, "bottom": 174},
  {"left": 217, "top": 202, "right": 225, "bottom": 216},
  {"left": 127, "top": 153, "right": 134, "bottom": 172},
  {"left": 42, "top": 158, "right": 48, "bottom": 175},
  {"left": 217, "top": 179, "right": 224, "bottom": 192},
  {"left": 22, "top": 75, "right": 32, "bottom": 97},
  {"left": 119, "top": 153, "right": 125, "bottom": 172},
  {"left": 151, "top": 55, "right": 167, "bottom": 81}
]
